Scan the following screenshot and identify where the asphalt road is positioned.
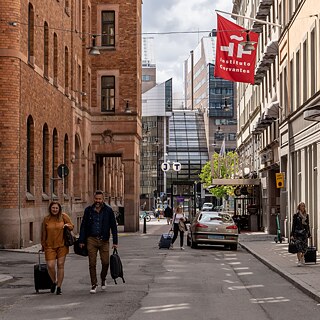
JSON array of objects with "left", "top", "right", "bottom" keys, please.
[{"left": 1, "top": 225, "right": 320, "bottom": 320}]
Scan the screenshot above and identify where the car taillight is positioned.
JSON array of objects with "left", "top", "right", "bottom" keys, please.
[
  {"left": 195, "top": 223, "right": 208, "bottom": 228},
  {"left": 226, "top": 225, "right": 238, "bottom": 230}
]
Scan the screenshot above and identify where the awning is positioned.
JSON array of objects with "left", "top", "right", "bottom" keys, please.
[
  {"left": 304, "top": 104, "right": 320, "bottom": 122},
  {"left": 210, "top": 178, "right": 260, "bottom": 186},
  {"left": 265, "top": 101, "right": 280, "bottom": 119}
]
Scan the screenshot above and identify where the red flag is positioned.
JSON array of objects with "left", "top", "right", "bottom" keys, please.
[{"left": 214, "top": 14, "right": 259, "bottom": 84}]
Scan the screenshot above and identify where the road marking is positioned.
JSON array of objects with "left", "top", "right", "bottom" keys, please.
[
  {"left": 234, "top": 267, "right": 249, "bottom": 270},
  {"left": 141, "top": 303, "right": 190, "bottom": 313},
  {"left": 250, "top": 297, "right": 290, "bottom": 303},
  {"left": 223, "top": 280, "right": 237, "bottom": 283},
  {"left": 228, "top": 284, "right": 264, "bottom": 290},
  {"left": 236, "top": 272, "right": 253, "bottom": 275}
]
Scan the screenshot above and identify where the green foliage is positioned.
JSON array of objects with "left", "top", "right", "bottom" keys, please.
[{"left": 199, "top": 151, "right": 239, "bottom": 199}]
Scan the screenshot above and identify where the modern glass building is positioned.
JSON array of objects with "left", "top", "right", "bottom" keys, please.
[{"left": 166, "top": 109, "right": 208, "bottom": 220}]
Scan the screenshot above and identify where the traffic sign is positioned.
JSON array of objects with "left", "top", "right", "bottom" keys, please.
[
  {"left": 161, "top": 162, "right": 170, "bottom": 172},
  {"left": 276, "top": 172, "right": 284, "bottom": 188},
  {"left": 172, "top": 162, "right": 181, "bottom": 171},
  {"left": 57, "top": 164, "right": 69, "bottom": 178}
]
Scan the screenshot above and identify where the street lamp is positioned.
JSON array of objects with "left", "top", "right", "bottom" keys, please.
[{"left": 88, "top": 35, "right": 100, "bottom": 56}]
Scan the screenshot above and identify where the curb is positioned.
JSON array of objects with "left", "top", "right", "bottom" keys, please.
[{"left": 239, "top": 242, "right": 320, "bottom": 303}]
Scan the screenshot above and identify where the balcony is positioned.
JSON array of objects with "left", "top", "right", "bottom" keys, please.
[
  {"left": 253, "top": 0, "right": 273, "bottom": 28},
  {"left": 254, "top": 40, "right": 278, "bottom": 85}
]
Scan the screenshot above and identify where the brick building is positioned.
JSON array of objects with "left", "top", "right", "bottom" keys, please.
[{"left": 0, "top": 0, "right": 142, "bottom": 248}]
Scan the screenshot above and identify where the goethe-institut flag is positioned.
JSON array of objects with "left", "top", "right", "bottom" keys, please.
[{"left": 214, "top": 14, "right": 259, "bottom": 84}]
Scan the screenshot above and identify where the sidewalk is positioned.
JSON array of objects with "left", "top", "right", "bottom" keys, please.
[{"left": 239, "top": 232, "right": 320, "bottom": 303}]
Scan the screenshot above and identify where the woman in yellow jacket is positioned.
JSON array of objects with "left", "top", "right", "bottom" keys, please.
[{"left": 41, "top": 201, "right": 74, "bottom": 295}]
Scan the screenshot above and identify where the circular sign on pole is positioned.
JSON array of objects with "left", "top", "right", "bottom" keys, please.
[
  {"left": 172, "top": 162, "right": 182, "bottom": 171},
  {"left": 161, "top": 162, "right": 170, "bottom": 172},
  {"left": 57, "top": 164, "right": 69, "bottom": 178}
]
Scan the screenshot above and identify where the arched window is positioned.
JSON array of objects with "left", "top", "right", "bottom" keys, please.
[
  {"left": 44, "top": 22, "right": 49, "bottom": 78},
  {"left": 27, "top": 116, "right": 34, "bottom": 193},
  {"left": 73, "top": 135, "right": 81, "bottom": 199},
  {"left": 65, "top": 46, "right": 69, "bottom": 94},
  {"left": 42, "top": 124, "right": 49, "bottom": 194},
  {"left": 53, "top": 33, "right": 58, "bottom": 85},
  {"left": 28, "top": 3, "right": 35, "bottom": 62},
  {"left": 52, "top": 129, "right": 59, "bottom": 196},
  {"left": 63, "top": 134, "right": 69, "bottom": 194}
]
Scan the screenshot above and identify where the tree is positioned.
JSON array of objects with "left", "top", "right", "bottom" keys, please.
[{"left": 199, "top": 151, "right": 239, "bottom": 199}]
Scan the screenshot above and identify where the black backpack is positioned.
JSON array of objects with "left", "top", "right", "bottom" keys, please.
[{"left": 110, "top": 248, "right": 125, "bottom": 284}]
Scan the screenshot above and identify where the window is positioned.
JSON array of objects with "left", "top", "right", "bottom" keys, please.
[
  {"left": 296, "top": 50, "right": 300, "bottom": 108},
  {"left": 28, "top": 3, "right": 35, "bottom": 62},
  {"left": 27, "top": 116, "right": 34, "bottom": 193},
  {"left": 65, "top": 47, "right": 69, "bottom": 94},
  {"left": 53, "top": 33, "right": 58, "bottom": 85},
  {"left": 63, "top": 134, "right": 69, "bottom": 194},
  {"left": 302, "top": 40, "right": 307, "bottom": 102},
  {"left": 101, "top": 11, "right": 115, "bottom": 46},
  {"left": 310, "top": 29, "right": 316, "bottom": 95},
  {"left": 52, "top": 129, "right": 58, "bottom": 195},
  {"left": 101, "top": 76, "right": 115, "bottom": 112},
  {"left": 42, "top": 124, "right": 49, "bottom": 194},
  {"left": 44, "top": 22, "right": 49, "bottom": 78}
]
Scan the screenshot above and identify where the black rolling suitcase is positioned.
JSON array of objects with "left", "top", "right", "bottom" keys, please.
[
  {"left": 34, "top": 250, "right": 53, "bottom": 293},
  {"left": 304, "top": 238, "right": 317, "bottom": 264},
  {"left": 158, "top": 231, "right": 173, "bottom": 249}
]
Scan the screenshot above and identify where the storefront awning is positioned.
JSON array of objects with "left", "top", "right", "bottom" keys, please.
[{"left": 210, "top": 178, "right": 260, "bottom": 186}]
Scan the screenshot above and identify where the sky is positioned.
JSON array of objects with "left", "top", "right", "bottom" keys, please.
[{"left": 142, "top": 0, "right": 234, "bottom": 94}]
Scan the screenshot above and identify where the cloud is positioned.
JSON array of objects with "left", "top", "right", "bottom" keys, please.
[{"left": 142, "top": 0, "right": 233, "bottom": 93}]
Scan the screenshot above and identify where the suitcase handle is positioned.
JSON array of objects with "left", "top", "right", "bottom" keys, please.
[{"left": 38, "top": 249, "right": 44, "bottom": 265}]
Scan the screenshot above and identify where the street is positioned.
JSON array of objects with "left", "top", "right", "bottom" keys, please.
[{"left": 0, "top": 222, "right": 320, "bottom": 320}]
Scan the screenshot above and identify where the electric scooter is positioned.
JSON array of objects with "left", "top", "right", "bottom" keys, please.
[{"left": 274, "top": 213, "right": 283, "bottom": 243}]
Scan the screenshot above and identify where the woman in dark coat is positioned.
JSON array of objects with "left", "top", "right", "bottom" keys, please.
[{"left": 290, "top": 202, "right": 311, "bottom": 266}]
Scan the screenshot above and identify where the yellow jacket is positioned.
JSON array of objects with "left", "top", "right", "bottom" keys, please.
[{"left": 41, "top": 213, "right": 74, "bottom": 249}]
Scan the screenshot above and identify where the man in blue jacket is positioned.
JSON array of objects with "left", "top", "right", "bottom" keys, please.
[{"left": 79, "top": 190, "right": 118, "bottom": 293}]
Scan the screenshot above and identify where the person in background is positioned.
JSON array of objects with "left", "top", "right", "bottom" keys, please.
[
  {"left": 164, "top": 205, "right": 173, "bottom": 225},
  {"left": 79, "top": 190, "right": 118, "bottom": 294},
  {"left": 41, "top": 201, "right": 74, "bottom": 295},
  {"left": 290, "top": 202, "right": 311, "bottom": 267},
  {"left": 171, "top": 206, "right": 187, "bottom": 250}
]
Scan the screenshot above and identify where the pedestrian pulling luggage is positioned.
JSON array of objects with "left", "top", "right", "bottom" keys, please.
[
  {"left": 171, "top": 206, "right": 187, "bottom": 250},
  {"left": 41, "top": 201, "right": 74, "bottom": 295},
  {"left": 290, "top": 202, "right": 311, "bottom": 267}
]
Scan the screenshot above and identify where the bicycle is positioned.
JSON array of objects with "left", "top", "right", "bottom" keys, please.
[{"left": 139, "top": 211, "right": 151, "bottom": 222}]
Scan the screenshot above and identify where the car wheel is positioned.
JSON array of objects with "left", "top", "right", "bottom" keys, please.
[
  {"left": 230, "top": 244, "right": 238, "bottom": 251},
  {"left": 191, "top": 235, "right": 198, "bottom": 249}
]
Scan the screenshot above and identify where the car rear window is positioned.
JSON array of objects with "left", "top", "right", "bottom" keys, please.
[{"left": 200, "top": 213, "right": 232, "bottom": 223}]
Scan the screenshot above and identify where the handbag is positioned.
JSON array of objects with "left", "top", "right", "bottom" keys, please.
[
  {"left": 288, "top": 240, "right": 298, "bottom": 254},
  {"left": 73, "top": 238, "right": 88, "bottom": 256},
  {"left": 64, "top": 227, "right": 76, "bottom": 247}
]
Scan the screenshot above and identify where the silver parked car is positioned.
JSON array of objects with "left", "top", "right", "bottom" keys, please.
[{"left": 187, "top": 211, "right": 239, "bottom": 250}]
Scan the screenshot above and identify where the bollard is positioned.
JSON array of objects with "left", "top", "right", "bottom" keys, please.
[{"left": 143, "top": 216, "right": 147, "bottom": 233}]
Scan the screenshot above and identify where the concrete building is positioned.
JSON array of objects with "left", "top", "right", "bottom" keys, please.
[
  {"left": 142, "top": 37, "right": 156, "bottom": 93},
  {"left": 140, "top": 79, "right": 172, "bottom": 210},
  {"left": 0, "top": 0, "right": 142, "bottom": 248},
  {"left": 232, "top": 0, "right": 281, "bottom": 234},
  {"left": 278, "top": 0, "right": 320, "bottom": 246}
]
